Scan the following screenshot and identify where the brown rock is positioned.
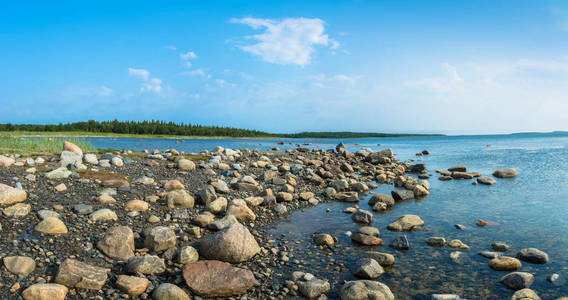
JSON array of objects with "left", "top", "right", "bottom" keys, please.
[
  {"left": 164, "top": 180, "right": 185, "bottom": 190},
  {"left": 199, "top": 223, "right": 260, "bottom": 263},
  {"left": 55, "top": 259, "right": 108, "bottom": 290},
  {"left": 144, "top": 226, "right": 176, "bottom": 252},
  {"left": 183, "top": 260, "right": 256, "bottom": 297},
  {"left": 63, "top": 141, "right": 83, "bottom": 156},
  {"left": 96, "top": 225, "right": 135, "bottom": 261},
  {"left": 489, "top": 256, "right": 522, "bottom": 271},
  {"left": 0, "top": 183, "right": 27, "bottom": 206},
  {"left": 116, "top": 275, "right": 149, "bottom": 296},
  {"left": 22, "top": 283, "right": 68, "bottom": 300},
  {"left": 125, "top": 199, "right": 149, "bottom": 212}
]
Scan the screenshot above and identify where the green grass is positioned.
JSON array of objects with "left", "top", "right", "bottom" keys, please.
[{"left": 0, "top": 136, "right": 96, "bottom": 156}]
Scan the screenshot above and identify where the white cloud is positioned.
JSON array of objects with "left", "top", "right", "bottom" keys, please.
[
  {"left": 180, "top": 69, "right": 210, "bottom": 78},
  {"left": 165, "top": 45, "right": 177, "bottom": 50},
  {"left": 215, "top": 79, "right": 236, "bottom": 87},
  {"left": 308, "top": 73, "right": 360, "bottom": 87},
  {"left": 128, "top": 68, "right": 150, "bottom": 81},
  {"left": 231, "top": 17, "right": 338, "bottom": 66},
  {"left": 405, "top": 63, "right": 464, "bottom": 93},
  {"left": 128, "top": 68, "right": 162, "bottom": 93},
  {"left": 180, "top": 51, "right": 197, "bottom": 67}
]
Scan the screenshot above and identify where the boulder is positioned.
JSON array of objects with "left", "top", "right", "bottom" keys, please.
[
  {"left": 313, "top": 233, "right": 335, "bottom": 246},
  {"left": 477, "top": 177, "right": 496, "bottom": 185},
  {"left": 516, "top": 248, "right": 549, "bottom": 264},
  {"left": 354, "top": 258, "right": 384, "bottom": 279},
  {"left": 60, "top": 151, "right": 82, "bottom": 168},
  {"left": 387, "top": 215, "right": 424, "bottom": 231},
  {"left": 166, "top": 190, "right": 194, "bottom": 208},
  {"left": 21, "top": 283, "right": 68, "bottom": 300},
  {"left": 340, "top": 280, "right": 394, "bottom": 300},
  {"left": 227, "top": 199, "right": 256, "bottom": 222},
  {"left": 0, "top": 183, "right": 27, "bottom": 205},
  {"left": 63, "top": 141, "right": 83, "bottom": 156},
  {"left": 182, "top": 260, "right": 256, "bottom": 297},
  {"left": 368, "top": 194, "right": 394, "bottom": 209},
  {"left": 351, "top": 209, "right": 373, "bottom": 224},
  {"left": 196, "top": 185, "right": 217, "bottom": 205},
  {"left": 493, "top": 168, "right": 517, "bottom": 178},
  {"left": 55, "top": 259, "right": 108, "bottom": 290},
  {"left": 489, "top": 256, "right": 522, "bottom": 271},
  {"left": 144, "top": 226, "right": 176, "bottom": 252},
  {"left": 177, "top": 159, "right": 196, "bottom": 170},
  {"left": 351, "top": 226, "right": 382, "bottom": 246},
  {"left": 96, "top": 225, "right": 135, "bottom": 261},
  {"left": 208, "top": 214, "right": 238, "bottom": 231},
  {"left": 153, "top": 283, "right": 190, "bottom": 300},
  {"left": 391, "top": 190, "right": 414, "bottom": 201},
  {"left": 125, "top": 255, "right": 166, "bottom": 274},
  {"left": 0, "top": 155, "right": 15, "bottom": 167},
  {"left": 199, "top": 223, "right": 260, "bottom": 263},
  {"left": 4, "top": 256, "right": 36, "bottom": 276},
  {"left": 501, "top": 272, "right": 534, "bottom": 290},
  {"left": 116, "top": 275, "right": 149, "bottom": 296}
]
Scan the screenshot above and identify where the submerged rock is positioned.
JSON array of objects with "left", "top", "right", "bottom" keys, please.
[
  {"left": 501, "top": 272, "right": 534, "bottom": 290},
  {"left": 493, "top": 168, "right": 518, "bottom": 178},
  {"left": 387, "top": 215, "right": 424, "bottom": 231},
  {"left": 516, "top": 248, "right": 549, "bottom": 264}
]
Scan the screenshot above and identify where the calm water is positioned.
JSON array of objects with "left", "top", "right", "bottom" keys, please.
[{"left": 90, "top": 133, "right": 568, "bottom": 299}]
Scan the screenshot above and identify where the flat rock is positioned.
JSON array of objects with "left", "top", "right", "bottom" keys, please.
[
  {"left": 45, "top": 168, "right": 72, "bottom": 179},
  {"left": 55, "top": 259, "right": 108, "bottom": 290},
  {"left": 3, "top": 203, "right": 31, "bottom": 217},
  {"left": 425, "top": 237, "right": 446, "bottom": 247},
  {"left": 116, "top": 275, "right": 149, "bottom": 296},
  {"left": 489, "top": 256, "right": 522, "bottom": 271},
  {"left": 21, "top": 283, "right": 68, "bottom": 300},
  {"left": 0, "top": 183, "right": 27, "bottom": 205},
  {"left": 493, "top": 168, "right": 517, "bottom": 178},
  {"left": 4, "top": 256, "right": 36, "bottom": 276},
  {"left": 35, "top": 217, "right": 68, "bottom": 234},
  {"left": 387, "top": 215, "right": 424, "bottom": 231},
  {"left": 183, "top": 260, "right": 256, "bottom": 297},
  {"left": 125, "top": 255, "right": 166, "bottom": 274}
]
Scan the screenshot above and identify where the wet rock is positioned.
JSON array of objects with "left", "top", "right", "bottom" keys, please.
[
  {"left": 352, "top": 226, "right": 382, "bottom": 246},
  {"left": 89, "top": 208, "right": 118, "bottom": 222},
  {"left": 35, "top": 217, "right": 68, "bottom": 234},
  {"left": 493, "top": 168, "right": 517, "bottom": 178},
  {"left": 387, "top": 215, "right": 424, "bottom": 231},
  {"left": 153, "top": 283, "right": 190, "bottom": 300},
  {"left": 144, "top": 226, "right": 176, "bottom": 252},
  {"left": 0, "top": 183, "right": 27, "bottom": 205},
  {"left": 448, "top": 239, "right": 470, "bottom": 249},
  {"left": 547, "top": 273, "right": 560, "bottom": 283},
  {"left": 4, "top": 256, "right": 36, "bottom": 276},
  {"left": 352, "top": 209, "right": 373, "bottom": 224},
  {"left": 492, "top": 242, "right": 510, "bottom": 252},
  {"left": 183, "top": 260, "right": 256, "bottom": 297},
  {"left": 368, "top": 194, "right": 394, "bottom": 209},
  {"left": 354, "top": 258, "right": 384, "bottom": 279},
  {"left": 391, "top": 190, "right": 414, "bottom": 201},
  {"left": 125, "top": 255, "right": 166, "bottom": 274},
  {"left": 390, "top": 235, "right": 410, "bottom": 251},
  {"left": 3, "top": 203, "right": 31, "bottom": 217},
  {"left": 448, "top": 165, "right": 467, "bottom": 172},
  {"left": 21, "top": 283, "right": 68, "bottom": 300},
  {"left": 413, "top": 185, "right": 429, "bottom": 197},
  {"left": 439, "top": 176, "right": 453, "bottom": 181},
  {"left": 199, "top": 223, "right": 260, "bottom": 263},
  {"left": 517, "top": 248, "right": 549, "bottom": 264},
  {"left": 96, "top": 225, "right": 135, "bottom": 261},
  {"left": 489, "top": 256, "right": 522, "bottom": 271},
  {"left": 511, "top": 288, "right": 540, "bottom": 300},
  {"left": 297, "top": 278, "right": 330, "bottom": 299},
  {"left": 340, "top": 280, "right": 394, "bottom": 300},
  {"left": 363, "top": 252, "right": 395, "bottom": 267},
  {"left": 116, "top": 275, "right": 149, "bottom": 296},
  {"left": 501, "top": 272, "right": 534, "bottom": 290},
  {"left": 166, "top": 190, "right": 194, "bottom": 208},
  {"left": 478, "top": 251, "right": 502, "bottom": 259},
  {"left": 450, "top": 251, "right": 463, "bottom": 264},
  {"left": 425, "top": 237, "right": 446, "bottom": 247},
  {"left": 178, "top": 246, "right": 199, "bottom": 264},
  {"left": 477, "top": 177, "right": 496, "bottom": 185},
  {"left": 313, "top": 233, "right": 335, "bottom": 246},
  {"left": 409, "top": 163, "right": 427, "bottom": 173},
  {"left": 55, "top": 259, "right": 108, "bottom": 290},
  {"left": 451, "top": 172, "right": 474, "bottom": 179}
]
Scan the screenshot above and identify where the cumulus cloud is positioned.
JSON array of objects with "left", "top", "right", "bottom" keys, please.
[
  {"left": 128, "top": 68, "right": 162, "bottom": 93},
  {"left": 231, "top": 17, "right": 338, "bottom": 66},
  {"left": 180, "top": 51, "right": 197, "bottom": 67}
]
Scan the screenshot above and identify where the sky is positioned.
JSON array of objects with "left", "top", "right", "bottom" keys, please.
[{"left": 1, "top": 0, "right": 568, "bottom": 134}]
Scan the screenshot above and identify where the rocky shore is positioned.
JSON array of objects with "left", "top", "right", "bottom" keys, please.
[{"left": 0, "top": 141, "right": 563, "bottom": 300}]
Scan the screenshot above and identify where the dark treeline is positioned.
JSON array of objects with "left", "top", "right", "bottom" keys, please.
[
  {"left": 279, "top": 131, "right": 444, "bottom": 138},
  {"left": 0, "top": 121, "right": 443, "bottom": 138},
  {"left": 0, "top": 120, "right": 274, "bottom": 137}
]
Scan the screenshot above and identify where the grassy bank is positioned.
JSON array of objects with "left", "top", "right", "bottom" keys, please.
[{"left": 0, "top": 136, "right": 96, "bottom": 156}]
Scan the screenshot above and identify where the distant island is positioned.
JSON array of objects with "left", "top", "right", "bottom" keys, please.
[{"left": 0, "top": 120, "right": 443, "bottom": 139}]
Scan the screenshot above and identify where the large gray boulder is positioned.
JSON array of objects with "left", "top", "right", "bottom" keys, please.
[{"left": 199, "top": 223, "right": 260, "bottom": 263}]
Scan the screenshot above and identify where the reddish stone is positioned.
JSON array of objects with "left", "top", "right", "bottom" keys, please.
[{"left": 183, "top": 260, "right": 256, "bottom": 297}]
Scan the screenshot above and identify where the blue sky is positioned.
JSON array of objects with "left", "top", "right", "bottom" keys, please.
[{"left": 1, "top": 0, "right": 568, "bottom": 134}]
